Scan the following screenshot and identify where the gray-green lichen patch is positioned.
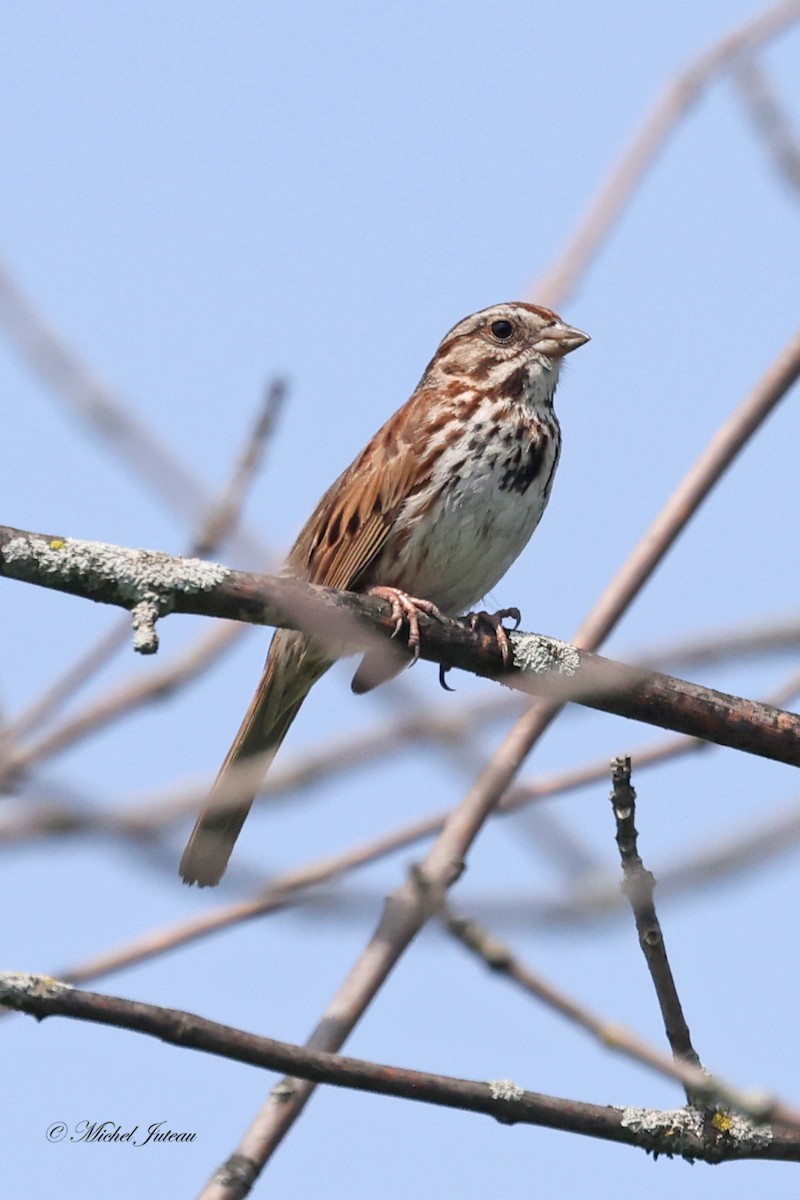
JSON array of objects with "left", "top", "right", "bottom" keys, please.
[
  {"left": 620, "top": 1105, "right": 773, "bottom": 1155},
  {"left": 0, "top": 971, "right": 71, "bottom": 1003},
  {"left": 621, "top": 1105, "right": 703, "bottom": 1141},
  {"left": 4, "top": 535, "right": 229, "bottom": 603},
  {"left": 488, "top": 1078, "right": 525, "bottom": 1102},
  {"left": 509, "top": 631, "right": 580, "bottom": 676},
  {"left": 131, "top": 595, "right": 163, "bottom": 655}
]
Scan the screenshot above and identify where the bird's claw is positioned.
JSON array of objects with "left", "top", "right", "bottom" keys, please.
[
  {"left": 367, "top": 586, "right": 442, "bottom": 662},
  {"left": 466, "top": 606, "right": 521, "bottom": 667}
]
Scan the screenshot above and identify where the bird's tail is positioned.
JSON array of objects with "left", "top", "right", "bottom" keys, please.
[{"left": 179, "top": 629, "right": 331, "bottom": 886}]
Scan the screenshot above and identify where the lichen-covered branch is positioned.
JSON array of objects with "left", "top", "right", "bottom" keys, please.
[
  {"left": 1, "top": 522, "right": 799, "bottom": 768},
  {"left": 1, "top": 972, "right": 796, "bottom": 1164}
]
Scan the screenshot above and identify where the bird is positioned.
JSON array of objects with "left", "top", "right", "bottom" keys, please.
[{"left": 180, "top": 301, "right": 589, "bottom": 885}]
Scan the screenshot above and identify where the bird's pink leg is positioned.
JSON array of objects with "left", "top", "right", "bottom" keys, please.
[{"left": 366, "top": 585, "right": 442, "bottom": 660}]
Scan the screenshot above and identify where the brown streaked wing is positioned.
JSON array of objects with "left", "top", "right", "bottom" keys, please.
[{"left": 288, "top": 394, "right": 425, "bottom": 591}]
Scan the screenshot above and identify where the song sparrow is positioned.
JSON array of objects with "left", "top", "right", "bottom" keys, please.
[{"left": 180, "top": 302, "right": 589, "bottom": 885}]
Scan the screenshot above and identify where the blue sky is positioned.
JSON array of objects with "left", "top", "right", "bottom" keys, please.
[{"left": 1, "top": 2, "right": 800, "bottom": 1195}]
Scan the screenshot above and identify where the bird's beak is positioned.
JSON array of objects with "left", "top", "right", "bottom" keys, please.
[{"left": 535, "top": 322, "right": 590, "bottom": 359}]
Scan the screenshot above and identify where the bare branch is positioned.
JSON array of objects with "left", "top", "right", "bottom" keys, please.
[
  {"left": 4, "top": 623, "right": 242, "bottom": 774},
  {"left": 734, "top": 55, "right": 800, "bottom": 195},
  {"left": 635, "top": 614, "right": 800, "bottom": 672},
  {"left": 23, "top": 604, "right": 797, "bottom": 813},
  {"left": 443, "top": 906, "right": 778, "bottom": 1124},
  {"left": 574, "top": 328, "right": 800, "bottom": 650},
  {"left": 0, "top": 378, "right": 286, "bottom": 752},
  {"left": 1, "top": 972, "right": 796, "bottom": 1164},
  {"left": 47, "top": 816, "right": 444, "bottom": 985},
  {"left": 609, "top": 757, "right": 703, "bottom": 1106},
  {"left": 531, "top": 0, "right": 800, "bottom": 306},
  {"left": 0, "top": 257, "right": 267, "bottom": 562},
  {"left": 521, "top": 788, "right": 800, "bottom": 930},
  {"left": 192, "top": 378, "right": 287, "bottom": 557}
]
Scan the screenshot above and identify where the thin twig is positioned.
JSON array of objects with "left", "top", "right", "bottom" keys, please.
[
  {"left": 0, "top": 256, "right": 265, "bottom": 561},
  {"left": 3, "top": 666, "right": 798, "bottom": 1010},
  {"left": 12, "top": 603, "right": 800, "bottom": 824},
  {"left": 734, "top": 55, "right": 800, "bottom": 195},
  {"left": 222, "top": 720, "right": 576, "bottom": 1172},
  {"left": 515, "top": 790, "right": 800, "bottom": 931},
  {"left": 575, "top": 331, "right": 800, "bottom": 650},
  {"left": 2, "top": 624, "right": 243, "bottom": 776},
  {"left": 49, "top": 818, "right": 447, "bottom": 985},
  {"left": 0, "top": 655, "right": 787, "bottom": 852},
  {"left": 609, "top": 756, "right": 704, "bottom": 1107},
  {"left": 0, "top": 376, "right": 287, "bottom": 776},
  {"left": 444, "top": 906, "right": 732, "bottom": 1113},
  {"left": 0, "top": 378, "right": 287, "bottom": 753},
  {"left": 634, "top": 613, "right": 800, "bottom": 672},
  {"left": 192, "top": 378, "right": 287, "bottom": 557},
  {"left": 5, "top": 650, "right": 798, "bottom": 1029},
  {"left": 531, "top": 0, "right": 800, "bottom": 306}
]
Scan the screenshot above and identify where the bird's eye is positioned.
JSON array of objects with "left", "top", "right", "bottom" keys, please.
[{"left": 490, "top": 319, "right": 514, "bottom": 341}]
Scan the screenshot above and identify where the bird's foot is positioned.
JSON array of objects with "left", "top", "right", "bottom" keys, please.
[
  {"left": 366, "top": 586, "right": 442, "bottom": 661},
  {"left": 465, "top": 606, "right": 521, "bottom": 668}
]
